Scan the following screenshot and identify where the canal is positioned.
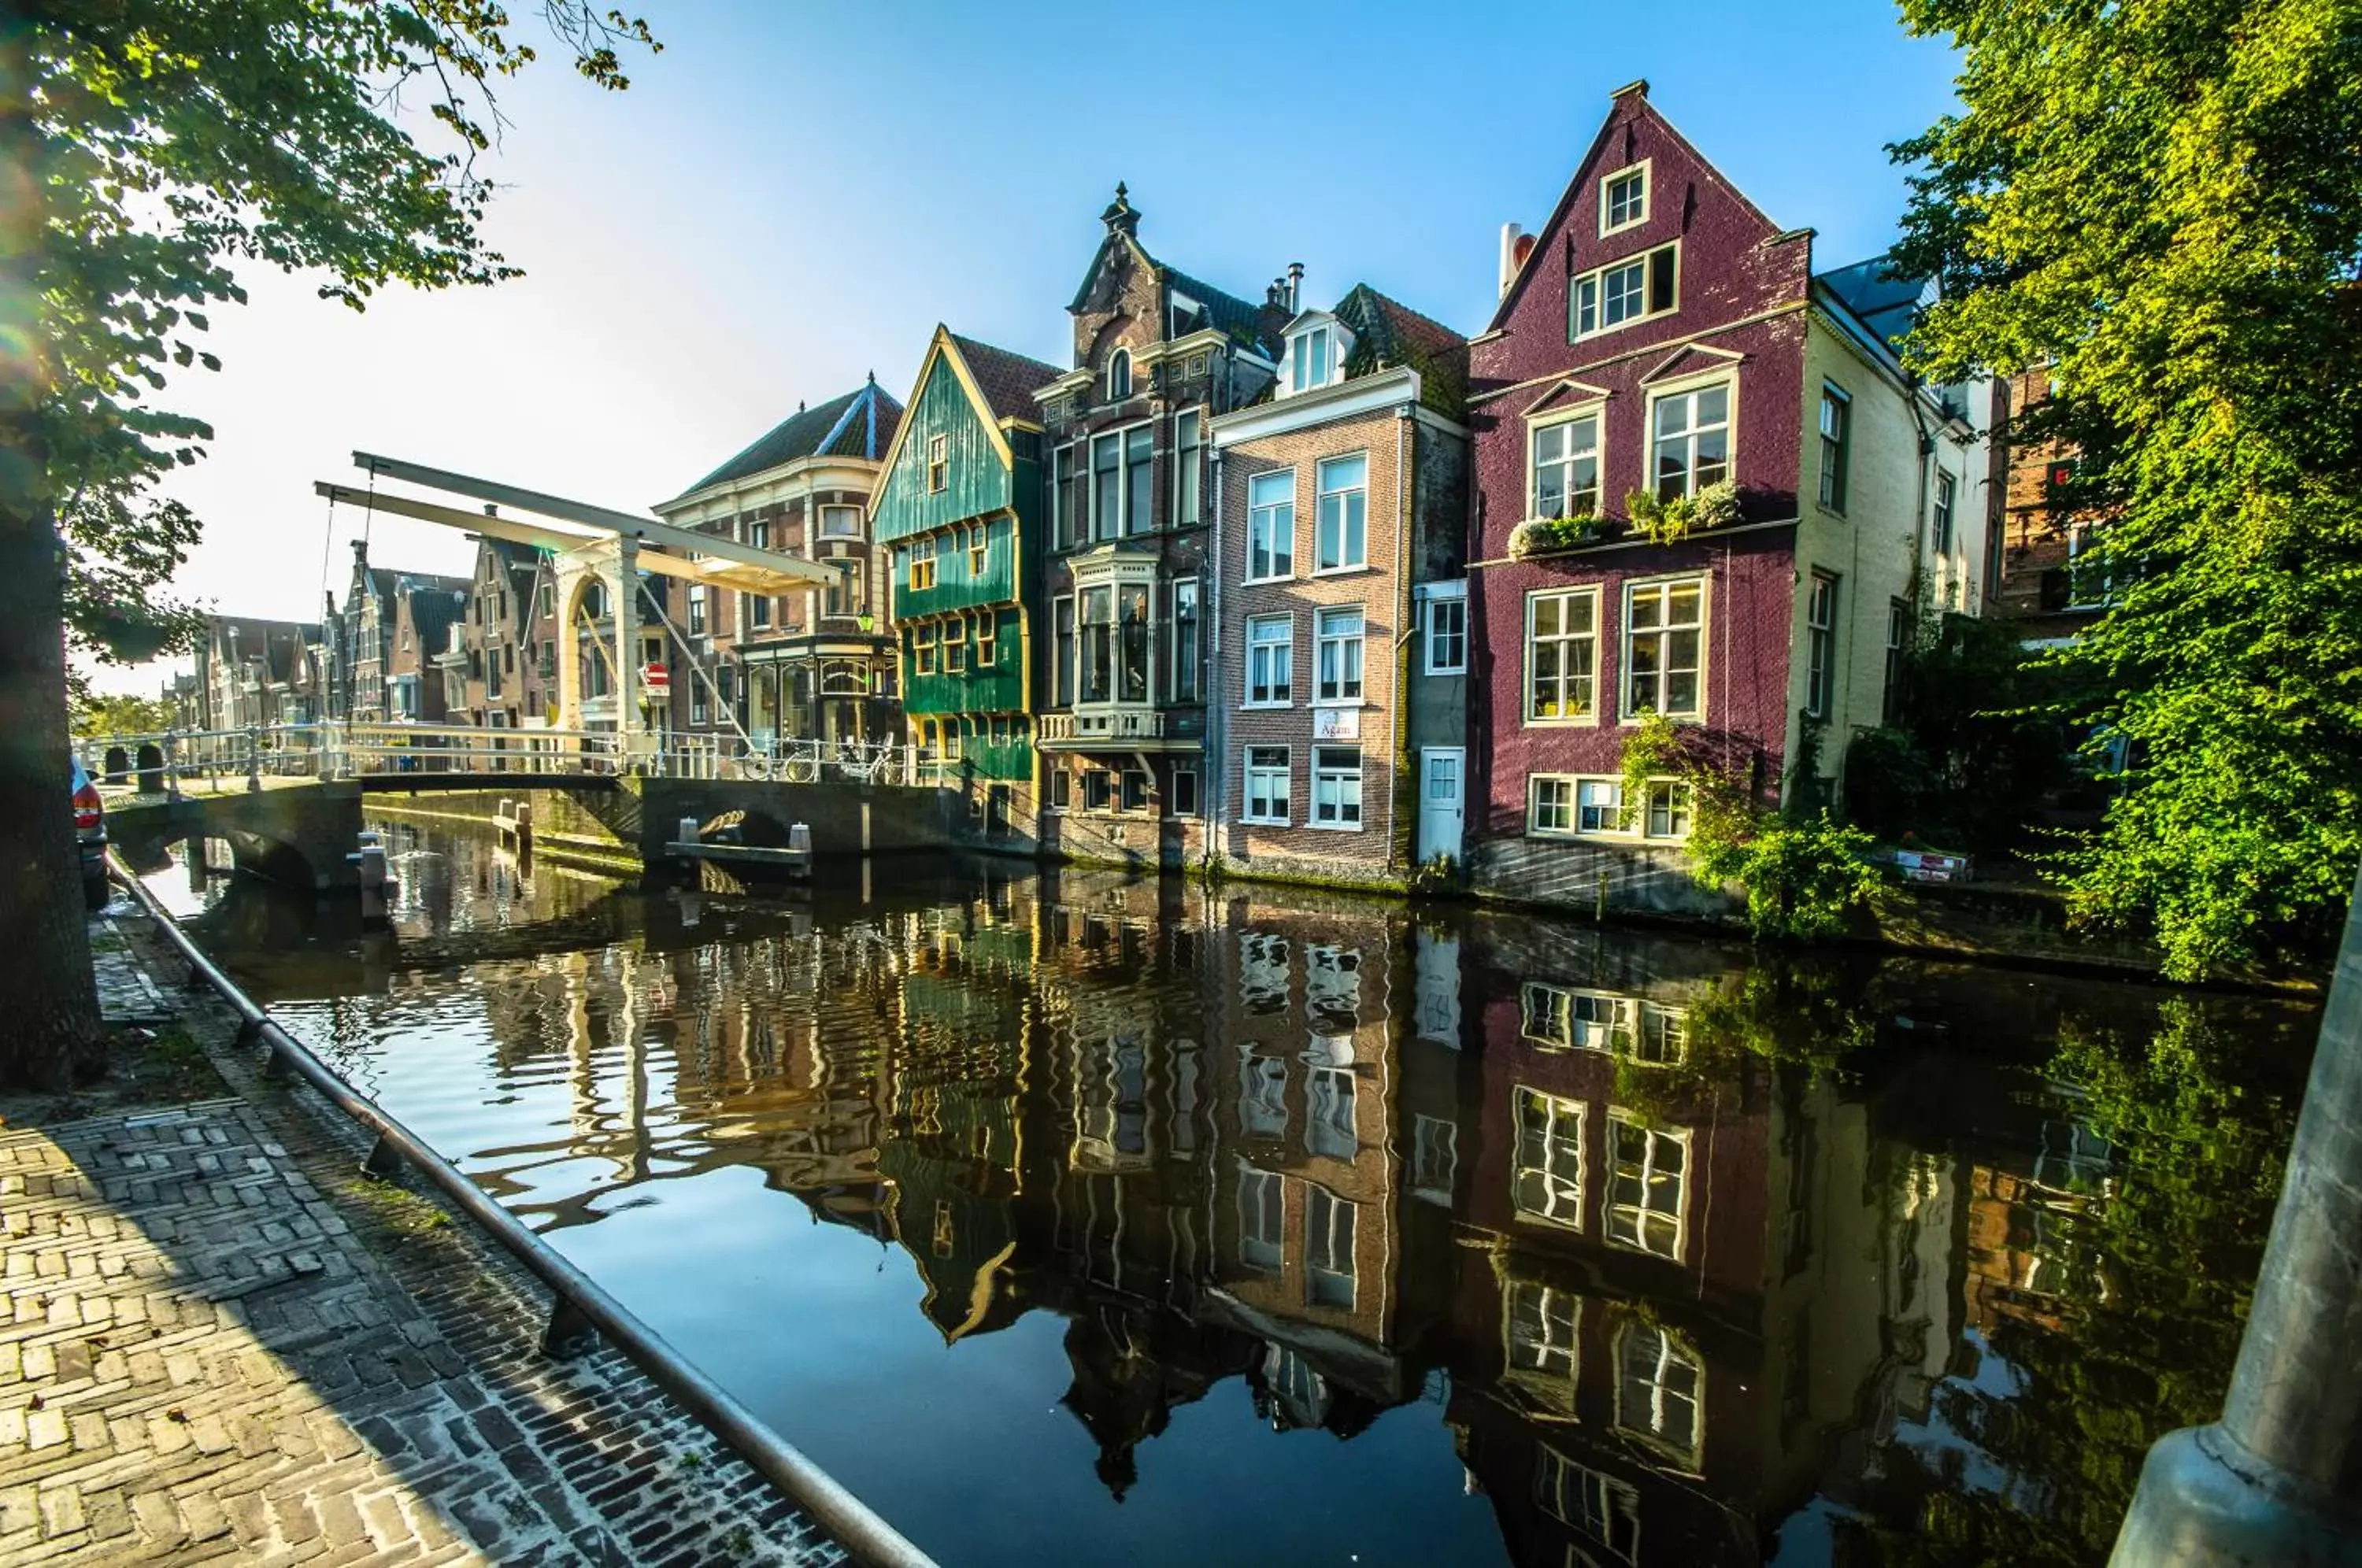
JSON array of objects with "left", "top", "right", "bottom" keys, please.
[{"left": 149, "top": 813, "right": 2319, "bottom": 1567}]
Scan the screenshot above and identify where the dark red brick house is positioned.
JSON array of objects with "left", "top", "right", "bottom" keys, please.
[{"left": 1465, "top": 83, "right": 1980, "bottom": 912}]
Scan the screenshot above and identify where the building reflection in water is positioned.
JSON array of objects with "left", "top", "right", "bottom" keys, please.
[{"left": 199, "top": 836, "right": 2308, "bottom": 1568}]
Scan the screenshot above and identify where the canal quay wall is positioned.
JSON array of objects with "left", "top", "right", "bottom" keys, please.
[
  {"left": 361, "top": 780, "right": 2201, "bottom": 982},
  {"left": 364, "top": 778, "right": 964, "bottom": 875},
  {"left": 0, "top": 906, "right": 852, "bottom": 1567}
]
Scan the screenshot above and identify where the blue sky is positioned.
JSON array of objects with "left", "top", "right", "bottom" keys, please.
[{"left": 102, "top": 0, "right": 1960, "bottom": 690}]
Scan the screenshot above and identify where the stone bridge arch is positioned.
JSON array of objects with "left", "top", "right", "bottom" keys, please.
[{"left": 106, "top": 783, "right": 366, "bottom": 891}]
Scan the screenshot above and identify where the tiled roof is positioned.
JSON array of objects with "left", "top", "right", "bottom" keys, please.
[
  {"left": 209, "top": 616, "right": 322, "bottom": 686},
  {"left": 405, "top": 587, "right": 468, "bottom": 656},
  {"left": 1334, "top": 283, "right": 1470, "bottom": 414},
  {"left": 678, "top": 379, "right": 906, "bottom": 497},
  {"left": 365, "top": 567, "right": 472, "bottom": 605},
  {"left": 946, "top": 334, "right": 1064, "bottom": 422},
  {"left": 1163, "top": 263, "right": 1283, "bottom": 356}
]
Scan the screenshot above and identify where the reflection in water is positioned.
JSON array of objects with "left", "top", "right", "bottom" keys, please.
[{"left": 170, "top": 819, "right": 2315, "bottom": 1568}]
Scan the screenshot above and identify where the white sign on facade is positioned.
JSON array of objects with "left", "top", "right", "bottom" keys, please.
[{"left": 1312, "top": 706, "right": 1361, "bottom": 741}]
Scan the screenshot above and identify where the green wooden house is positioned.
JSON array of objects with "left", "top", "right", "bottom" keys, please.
[{"left": 873, "top": 327, "right": 1062, "bottom": 835}]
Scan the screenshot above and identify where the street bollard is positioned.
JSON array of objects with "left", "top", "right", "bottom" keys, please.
[
  {"left": 246, "top": 724, "right": 263, "bottom": 793},
  {"left": 2110, "top": 865, "right": 2362, "bottom": 1565}
]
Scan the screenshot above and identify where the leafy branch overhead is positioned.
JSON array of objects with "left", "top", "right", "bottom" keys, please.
[
  {"left": 20, "top": 0, "right": 661, "bottom": 661},
  {"left": 1889, "top": 0, "right": 2362, "bottom": 978}
]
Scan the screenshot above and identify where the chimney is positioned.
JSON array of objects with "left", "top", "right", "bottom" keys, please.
[
  {"left": 1498, "top": 224, "right": 1525, "bottom": 299},
  {"left": 1286, "top": 262, "right": 1305, "bottom": 312},
  {"left": 351, "top": 538, "right": 368, "bottom": 566}
]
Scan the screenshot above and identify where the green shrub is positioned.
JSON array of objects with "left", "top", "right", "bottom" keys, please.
[{"left": 1723, "top": 812, "right": 1886, "bottom": 941}]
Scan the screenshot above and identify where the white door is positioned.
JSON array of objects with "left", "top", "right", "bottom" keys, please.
[{"left": 1417, "top": 747, "right": 1465, "bottom": 864}]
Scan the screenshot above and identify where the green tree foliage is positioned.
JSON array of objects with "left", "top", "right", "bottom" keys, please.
[
  {"left": 1889, "top": 0, "right": 2362, "bottom": 978},
  {"left": 1844, "top": 610, "right": 2085, "bottom": 854},
  {"left": 1622, "top": 712, "right": 1886, "bottom": 941},
  {"left": 0, "top": 1, "right": 656, "bottom": 1088},
  {"left": 69, "top": 690, "right": 173, "bottom": 738},
  {"left": 23, "top": 0, "right": 658, "bottom": 660}
]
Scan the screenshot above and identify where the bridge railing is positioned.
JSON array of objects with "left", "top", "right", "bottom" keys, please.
[{"left": 79, "top": 723, "right": 960, "bottom": 791}]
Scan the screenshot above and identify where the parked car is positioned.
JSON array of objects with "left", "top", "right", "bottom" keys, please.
[{"left": 71, "top": 756, "right": 109, "bottom": 909}]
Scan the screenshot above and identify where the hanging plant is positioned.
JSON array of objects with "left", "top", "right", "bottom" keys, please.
[
  {"left": 1507, "top": 513, "right": 1606, "bottom": 560},
  {"left": 1625, "top": 479, "right": 1741, "bottom": 545}
]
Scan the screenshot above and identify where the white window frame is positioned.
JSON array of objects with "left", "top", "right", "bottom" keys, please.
[
  {"left": 1238, "top": 1164, "right": 1283, "bottom": 1272},
  {"left": 1106, "top": 348, "right": 1132, "bottom": 401},
  {"left": 1289, "top": 324, "right": 1335, "bottom": 394},
  {"left": 1505, "top": 1278, "right": 1580, "bottom": 1386},
  {"left": 1647, "top": 377, "right": 1734, "bottom": 502},
  {"left": 1246, "top": 469, "right": 1296, "bottom": 582},
  {"left": 1622, "top": 575, "right": 1708, "bottom": 722},
  {"left": 1529, "top": 408, "right": 1602, "bottom": 521},
  {"left": 1423, "top": 590, "right": 1467, "bottom": 676},
  {"left": 1304, "top": 1184, "right": 1357, "bottom": 1309},
  {"left": 1805, "top": 571, "right": 1839, "bottom": 721},
  {"left": 1310, "top": 745, "right": 1362, "bottom": 831},
  {"left": 1245, "top": 613, "right": 1293, "bottom": 708},
  {"left": 926, "top": 433, "right": 948, "bottom": 494},
  {"left": 1511, "top": 1085, "right": 1586, "bottom": 1232},
  {"left": 1531, "top": 774, "right": 1690, "bottom": 841},
  {"left": 1313, "top": 452, "right": 1368, "bottom": 573},
  {"left": 1524, "top": 586, "right": 1599, "bottom": 726},
  {"left": 1572, "top": 239, "right": 1680, "bottom": 341},
  {"left": 1818, "top": 382, "right": 1851, "bottom": 512},
  {"left": 1313, "top": 606, "right": 1364, "bottom": 705},
  {"left": 820, "top": 504, "right": 863, "bottom": 539},
  {"left": 1605, "top": 1111, "right": 1692, "bottom": 1262},
  {"left": 1242, "top": 745, "right": 1291, "bottom": 826},
  {"left": 1615, "top": 1323, "right": 1705, "bottom": 1469},
  {"left": 1932, "top": 468, "right": 1957, "bottom": 555},
  {"left": 1598, "top": 159, "right": 1652, "bottom": 237}
]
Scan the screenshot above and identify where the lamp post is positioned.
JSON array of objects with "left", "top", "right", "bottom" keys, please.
[{"left": 2111, "top": 866, "right": 2362, "bottom": 1563}]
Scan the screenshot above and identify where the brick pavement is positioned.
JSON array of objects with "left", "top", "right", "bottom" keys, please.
[{"left": 0, "top": 917, "right": 848, "bottom": 1568}]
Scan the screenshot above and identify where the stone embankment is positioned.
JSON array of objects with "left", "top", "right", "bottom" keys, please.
[{"left": 0, "top": 908, "right": 845, "bottom": 1566}]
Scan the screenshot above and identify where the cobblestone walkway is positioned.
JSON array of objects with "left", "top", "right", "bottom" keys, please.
[{"left": 1, "top": 926, "right": 845, "bottom": 1566}]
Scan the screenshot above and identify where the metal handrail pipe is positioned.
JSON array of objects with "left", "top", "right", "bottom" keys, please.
[{"left": 109, "top": 856, "right": 939, "bottom": 1568}]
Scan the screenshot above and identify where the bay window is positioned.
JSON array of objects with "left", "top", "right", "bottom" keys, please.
[
  {"left": 1079, "top": 586, "right": 1112, "bottom": 702},
  {"left": 1053, "top": 596, "right": 1075, "bottom": 705}
]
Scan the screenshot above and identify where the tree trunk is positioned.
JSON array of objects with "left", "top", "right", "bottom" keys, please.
[{"left": 0, "top": 34, "right": 102, "bottom": 1089}]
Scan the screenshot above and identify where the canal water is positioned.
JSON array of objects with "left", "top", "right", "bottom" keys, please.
[{"left": 150, "top": 815, "right": 2319, "bottom": 1567}]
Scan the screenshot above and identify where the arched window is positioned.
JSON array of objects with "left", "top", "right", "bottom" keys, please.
[{"left": 1107, "top": 349, "right": 1133, "bottom": 401}]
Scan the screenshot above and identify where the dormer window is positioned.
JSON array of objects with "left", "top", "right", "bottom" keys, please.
[
  {"left": 1600, "top": 161, "right": 1650, "bottom": 236},
  {"left": 1107, "top": 349, "right": 1133, "bottom": 401},
  {"left": 1290, "top": 326, "right": 1334, "bottom": 394}
]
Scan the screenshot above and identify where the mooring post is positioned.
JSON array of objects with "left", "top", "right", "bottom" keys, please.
[{"left": 2110, "top": 865, "right": 2362, "bottom": 1565}]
